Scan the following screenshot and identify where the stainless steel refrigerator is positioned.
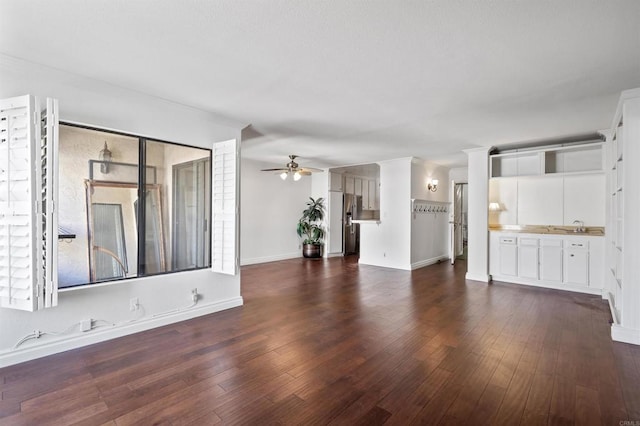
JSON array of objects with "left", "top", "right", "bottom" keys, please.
[{"left": 343, "top": 194, "right": 362, "bottom": 255}]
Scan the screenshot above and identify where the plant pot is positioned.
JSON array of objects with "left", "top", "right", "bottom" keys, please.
[{"left": 302, "top": 243, "right": 322, "bottom": 258}]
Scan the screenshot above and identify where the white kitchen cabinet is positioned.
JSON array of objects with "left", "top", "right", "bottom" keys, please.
[
  {"left": 373, "top": 179, "right": 380, "bottom": 210},
  {"left": 362, "top": 179, "right": 369, "bottom": 209},
  {"left": 540, "top": 239, "right": 563, "bottom": 282},
  {"left": 329, "top": 172, "right": 343, "bottom": 192},
  {"left": 489, "top": 142, "right": 605, "bottom": 228},
  {"left": 345, "top": 176, "right": 355, "bottom": 194},
  {"left": 565, "top": 241, "right": 589, "bottom": 286},
  {"left": 344, "top": 176, "right": 378, "bottom": 209},
  {"left": 371, "top": 179, "right": 378, "bottom": 209},
  {"left": 499, "top": 237, "right": 518, "bottom": 276},
  {"left": 354, "top": 178, "right": 363, "bottom": 196},
  {"left": 518, "top": 238, "right": 539, "bottom": 279},
  {"left": 490, "top": 232, "right": 603, "bottom": 295},
  {"left": 491, "top": 143, "right": 603, "bottom": 178}
]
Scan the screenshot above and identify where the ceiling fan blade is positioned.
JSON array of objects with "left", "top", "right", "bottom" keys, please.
[{"left": 260, "top": 155, "right": 323, "bottom": 175}]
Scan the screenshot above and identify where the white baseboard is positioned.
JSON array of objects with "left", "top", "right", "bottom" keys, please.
[
  {"left": 604, "top": 292, "right": 620, "bottom": 325},
  {"left": 612, "top": 324, "right": 640, "bottom": 346},
  {"left": 465, "top": 272, "right": 491, "bottom": 282},
  {"left": 357, "top": 258, "right": 412, "bottom": 271},
  {"left": 411, "top": 255, "right": 449, "bottom": 270},
  {"left": 0, "top": 296, "right": 244, "bottom": 368},
  {"left": 326, "top": 252, "right": 343, "bottom": 258},
  {"left": 490, "top": 274, "right": 603, "bottom": 296},
  {"left": 241, "top": 252, "right": 300, "bottom": 266}
]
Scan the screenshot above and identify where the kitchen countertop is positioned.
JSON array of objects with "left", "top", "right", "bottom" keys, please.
[
  {"left": 489, "top": 225, "right": 604, "bottom": 236},
  {"left": 352, "top": 219, "right": 381, "bottom": 224}
]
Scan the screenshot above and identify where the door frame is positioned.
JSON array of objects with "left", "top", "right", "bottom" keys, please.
[{"left": 449, "top": 180, "right": 468, "bottom": 264}]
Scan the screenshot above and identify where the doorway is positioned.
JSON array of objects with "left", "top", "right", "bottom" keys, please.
[{"left": 450, "top": 183, "right": 468, "bottom": 263}]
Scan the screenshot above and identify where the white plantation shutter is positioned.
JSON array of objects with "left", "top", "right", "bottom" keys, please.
[
  {"left": 211, "top": 139, "right": 238, "bottom": 275},
  {"left": 0, "top": 95, "right": 58, "bottom": 311},
  {"left": 40, "top": 98, "right": 59, "bottom": 308}
]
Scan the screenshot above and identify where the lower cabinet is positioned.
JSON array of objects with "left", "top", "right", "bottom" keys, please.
[
  {"left": 565, "top": 241, "right": 589, "bottom": 285},
  {"left": 490, "top": 232, "right": 603, "bottom": 294},
  {"left": 499, "top": 237, "right": 518, "bottom": 276},
  {"left": 540, "top": 239, "right": 563, "bottom": 282},
  {"left": 518, "top": 238, "right": 539, "bottom": 279}
]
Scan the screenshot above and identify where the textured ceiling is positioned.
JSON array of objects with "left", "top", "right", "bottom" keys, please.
[{"left": 1, "top": 1, "right": 639, "bottom": 168}]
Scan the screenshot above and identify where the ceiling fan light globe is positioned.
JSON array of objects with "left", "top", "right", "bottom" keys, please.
[
  {"left": 293, "top": 171, "right": 302, "bottom": 181},
  {"left": 280, "top": 172, "right": 288, "bottom": 180}
]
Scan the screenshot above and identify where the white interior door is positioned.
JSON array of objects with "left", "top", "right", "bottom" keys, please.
[{"left": 450, "top": 183, "right": 464, "bottom": 264}]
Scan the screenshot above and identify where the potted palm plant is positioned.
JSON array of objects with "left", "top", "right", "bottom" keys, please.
[{"left": 296, "top": 197, "right": 325, "bottom": 258}]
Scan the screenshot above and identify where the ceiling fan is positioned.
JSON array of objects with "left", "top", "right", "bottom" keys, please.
[{"left": 261, "top": 155, "right": 323, "bottom": 181}]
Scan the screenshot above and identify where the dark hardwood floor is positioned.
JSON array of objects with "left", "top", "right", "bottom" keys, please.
[{"left": 1, "top": 257, "right": 640, "bottom": 425}]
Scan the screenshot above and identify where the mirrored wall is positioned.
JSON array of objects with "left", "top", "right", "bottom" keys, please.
[{"left": 58, "top": 124, "right": 211, "bottom": 288}]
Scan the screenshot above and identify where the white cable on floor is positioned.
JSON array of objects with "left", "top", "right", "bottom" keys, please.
[{"left": 12, "top": 292, "right": 199, "bottom": 349}]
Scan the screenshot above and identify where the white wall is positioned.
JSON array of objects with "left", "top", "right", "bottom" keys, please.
[
  {"left": 411, "top": 158, "right": 450, "bottom": 203},
  {"left": 359, "top": 158, "right": 412, "bottom": 269},
  {"left": 410, "top": 159, "right": 450, "bottom": 267},
  {"left": 240, "top": 158, "right": 311, "bottom": 264},
  {"left": 465, "top": 147, "right": 492, "bottom": 282},
  {"left": 0, "top": 55, "right": 243, "bottom": 366},
  {"left": 449, "top": 167, "right": 468, "bottom": 184}
]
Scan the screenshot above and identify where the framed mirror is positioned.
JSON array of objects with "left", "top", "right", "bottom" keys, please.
[{"left": 85, "top": 180, "right": 166, "bottom": 282}]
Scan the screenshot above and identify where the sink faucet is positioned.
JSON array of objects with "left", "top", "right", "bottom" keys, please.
[{"left": 573, "top": 220, "right": 585, "bottom": 233}]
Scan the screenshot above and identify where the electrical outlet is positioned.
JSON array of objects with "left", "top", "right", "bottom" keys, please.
[
  {"left": 81, "top": 319, "right": 92, "bottom": 332},
  {"left": 191, "top": 288, "right": 198, "bottom": 302},
  {"left": 130, "top": 297, "right": 139, "bottom": 311}
]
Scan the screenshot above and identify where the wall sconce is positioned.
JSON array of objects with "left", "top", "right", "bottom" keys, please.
[
  {"left": 99, "top": 142, "right": 112, "bottom": 174},
  {"left": 489, "top": 202, "right": 502, "bottom": 211},
  {"left": 427, "top": 178, "right": 438, "bottom": 192}
]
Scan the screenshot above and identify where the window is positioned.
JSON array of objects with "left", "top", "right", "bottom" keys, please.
[
  {"left": 58, "top": 124, "right": 214, "bottom": 288},
  {"left": 0, "top": 94, "right": 238, "bottom": 311}
]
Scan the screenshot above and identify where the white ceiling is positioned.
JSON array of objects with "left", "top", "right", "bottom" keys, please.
[{"left": 1, "top": 1, "right": 639, "bottom": 168}]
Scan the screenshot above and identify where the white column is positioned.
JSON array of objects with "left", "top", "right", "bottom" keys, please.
[{"left": 464, "top": 147, "right": 492, "bottom": 282}]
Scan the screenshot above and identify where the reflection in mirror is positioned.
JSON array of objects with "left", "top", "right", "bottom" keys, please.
[
  {"left": 86, "top": 181, "right": 138, "bottom": 282},
  {"left": 136, "top": 188, "right": 166, "bottom": 275},
  {"left": 173, "top": 158, "right": 211, "bottom": 270},
  {"left": 146, "top": 140, "right": 211, "bottom": 273},
  {"left": 92, "top": 203, "right": 128, "bottom": 281},
  {"left": 86, "top": 181, "right": 166, "bottom": 282}
]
